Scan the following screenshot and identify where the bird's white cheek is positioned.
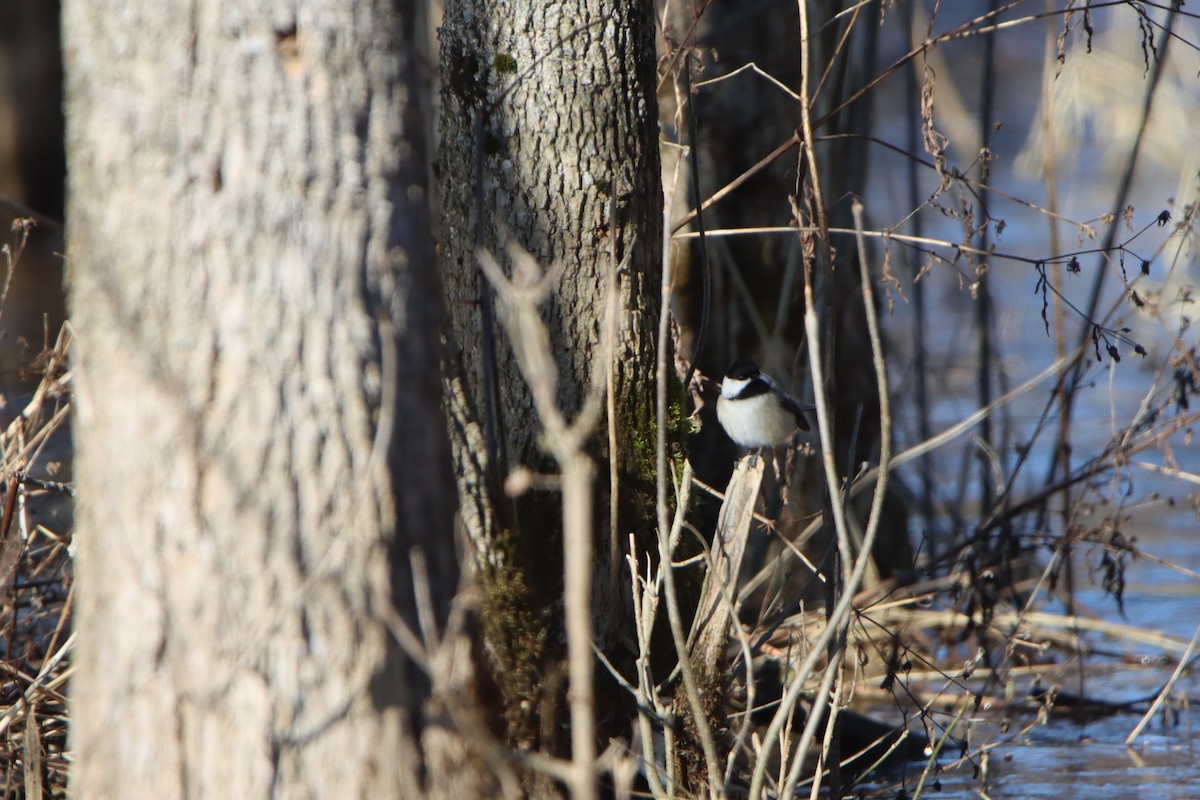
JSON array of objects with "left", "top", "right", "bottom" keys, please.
[{"left": 721, "top": 377, "right": 752, "bottom": 399}]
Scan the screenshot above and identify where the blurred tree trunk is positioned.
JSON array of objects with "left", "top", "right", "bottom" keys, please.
[
  {"left": 437, "top": 0, "right": 663, "bottom": 752},
  {"left": 64, "top": 1, "right": 480, "bottom": 796}
]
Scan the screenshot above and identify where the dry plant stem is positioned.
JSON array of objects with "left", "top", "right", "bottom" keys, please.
[
  {"left": 478, "top": 246, "right": 619, "bottom": 800},
  {"left": 794, "top": 2, "right": 831, "bottom": 251},
  {"left": 39, "top": 575, "right": 74, "bottom": 670},
  {"left": 693, "top": 60, "right": 802, "bottom": 101},
  {"left": 823, "top": 728, "right": 916, "bottom": 790},
  {"left": 645, "top": 117, "right": 687, "bottom": 800},
  {"left": 24, "top": 700, "right": 43, "bottom": 800},
  {"left": 1125, "top": 539, "right": 1200, "bottom": 583},
  {"left": 655, "top": 470, "right": 721, "bottom": 794},
  {"left": 809, "top": 4, "right": 863, "bottom": 105},
  {"left": 780, "top": 201, "right": 895, "bottom": 799},
  {"left": 627, "top": 527, "right": 674, "bottom": 797},
  {"left": 1040, "top": 0, "right": 1070, "bottom": 597},
  {"left": 655, "top": 134, "right": 722, "bottom": 798},
  {"left": 2, "top": 322, "right": 72, "bottom": 431},
  {"left": 0, "top": 632, "right": 73, "bottom": 737},
  {"left": 859, "top": 607, "right": 1197, "bottom": 657},
  {"left": 0, "top": 218, "right": 32, "bottom": 316},
  {"left": 562, "top": 457, "right": 596, "bottom": 800},
  {"left": 913, "top": 695, "right": 971, "bottom": 799},
  {"left": 674, "top": 224, "right": 1045, "bottom": 270},
  {"left": 607, "top": 193, "right": 621, "bottom": 607},
  {"left": 1126, "top": 619, "right": 1200, "bottom": 745},
  {"left": 807, "top": 664, "right": 844, "bottom": 800},
  {"left": 800, "top": 648, "right": 847, "bottom": 799},
  {"left": 663, "top": 467, "right": 698, "bottom": 796},
  {"left": 746, "top": 3, "right": 865, "bottom": 793},
  {"left": 1130, "top": 460, "right": 1200, "bottom": 487}
]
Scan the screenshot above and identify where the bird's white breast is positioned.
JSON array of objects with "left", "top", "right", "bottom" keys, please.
[{"left": 716, "top": 392, "right": 798, "bottom": 448}]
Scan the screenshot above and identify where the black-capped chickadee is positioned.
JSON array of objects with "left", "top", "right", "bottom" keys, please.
[{"left": 716, "top": 359, "right": 814, "bottom": 448}]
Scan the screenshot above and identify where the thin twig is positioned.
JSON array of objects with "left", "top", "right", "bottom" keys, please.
[
  {"left": 606, "top": 191, "right": 622, "bottom": 615},
  {"left": 477, "top": 243, "right": 618, "bottom": 800},
  {"left": 0, "top": 632, "right": 74, "bottom": 737},
  {"left": 656, "top": 163, "right": 724, "bottom": 799},
  {"left": 749, "top": 2, "right": 857, "bottom": 791},
  {"left": 781, "top": 198, "right": 896, "bottom": 799}
]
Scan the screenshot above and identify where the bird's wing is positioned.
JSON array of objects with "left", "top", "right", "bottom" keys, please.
[
  {"left": 761, "top": 373, "right": 813, "bottom": 432},
  {"left": 778, "top": 392, "right": 813, "bottom": 432}
]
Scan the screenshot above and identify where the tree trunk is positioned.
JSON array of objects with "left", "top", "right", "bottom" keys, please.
[
  {"left": 437, "top": 0, "right": 664, "bottom": 751},
  {"left": 64, "top": 1, "right": 472, "bottom": 796}
]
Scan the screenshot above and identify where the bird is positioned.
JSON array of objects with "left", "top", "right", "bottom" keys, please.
[{"left": 716, "top": 359, "right": 813, "bottom": 449}]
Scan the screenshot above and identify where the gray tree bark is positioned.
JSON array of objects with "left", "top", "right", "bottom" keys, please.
[
  {"left": 64, "top": 2, "right": 474, "bottom": 796},
  {"left": 436, "top": 0, "right": 664, "bottom": 753},
  {"left": 439, "top": 1, "right": 662, "bottom": 479}
]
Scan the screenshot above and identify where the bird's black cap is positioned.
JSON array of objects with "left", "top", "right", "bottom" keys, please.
[{"left": 726, "top": 359, "right": 762, "bottom": 380}]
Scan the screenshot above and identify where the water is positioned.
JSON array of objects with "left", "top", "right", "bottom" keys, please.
[
  {"left": 847, "top": 5, "right": 1200, "bottom": 797},
  {"left": 924, "top": 681, "right": 1200, "bottom": 799}
]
